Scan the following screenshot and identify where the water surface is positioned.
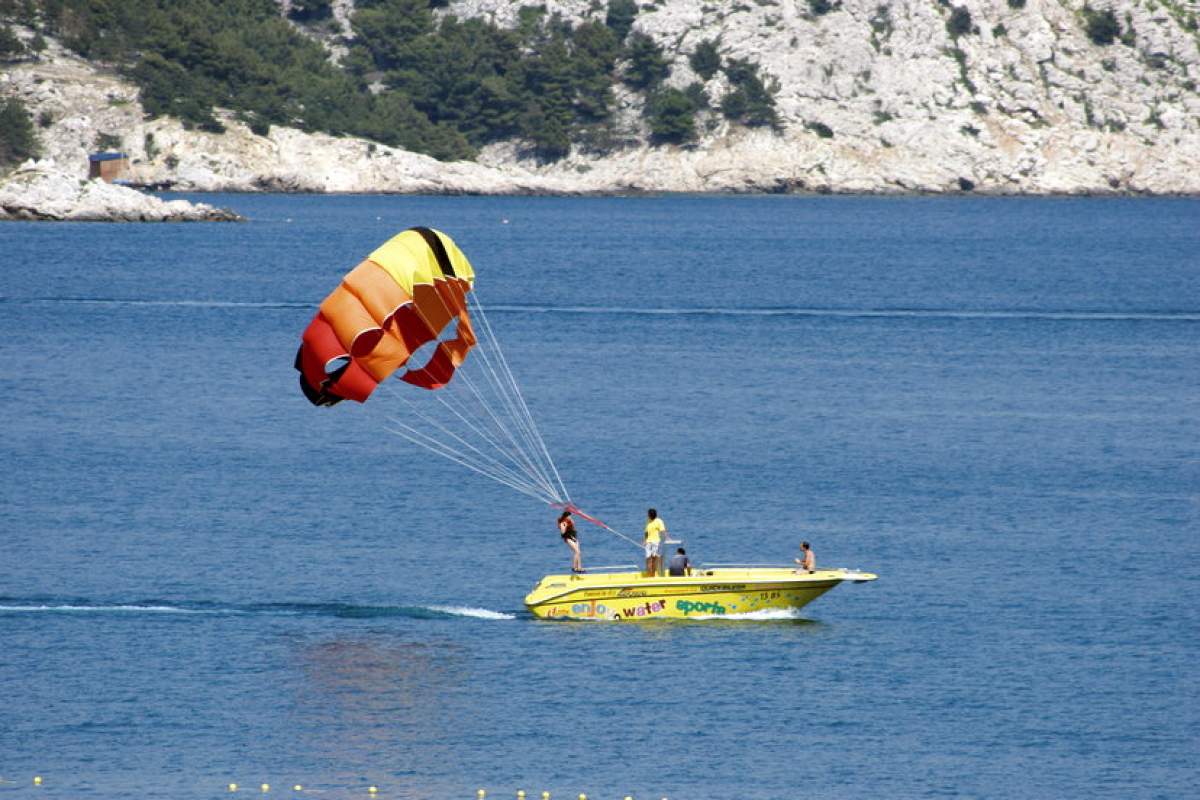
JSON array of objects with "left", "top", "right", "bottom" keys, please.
[{"left": 1, "top": 194, "right": 1197, "bottom": 799}]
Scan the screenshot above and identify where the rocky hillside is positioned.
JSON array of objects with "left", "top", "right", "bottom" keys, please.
[{"left": 3, "top": 0, "right": 1199, "bottom": 194}]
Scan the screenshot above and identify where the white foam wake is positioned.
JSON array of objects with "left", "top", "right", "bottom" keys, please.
[
  {"left": 692, "top": 608, "right": 809, "bottom": 621},
  {"left": 425, "top": 605, "right": 516, "bottom": 620},
  {"left": 0, "top": 604, "right": 211, "bottom": 614}
]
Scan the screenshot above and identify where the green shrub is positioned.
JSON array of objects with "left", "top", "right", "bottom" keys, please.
[
  {"left": 288, "top": 0, "right": 332, "bottom": 22},
  {"left": 807, "top": 0, "right": 839, "bottom": 16},
  {"left": 720, "top": 58, "right": 779, "bottom": 128},
  {"left": 0, "top": 96, "right": 39, "bottom": 168},
  {"left": 0, "top": 24, "right": 25, "bottom": 60},
  {"left": 519, "top": 103, "right": 570, "bottom": 162},
  {"left": 1007, "top": 0, "right": 1025, "bottom": 8},
  {"left": 623, "top": 32, "right": 669, "bottom": 89},
  {"left": 689, "top": 38, "right": 720, "bottom": 80},
  {"left": 946, "top": 6, "right": 973, "bottom": 38},
  {"left": 1082, "top": 6, "right": 1120, "bottom": 46},
  {"left": 605, "top": 0, "right": 638, "bottom": 43},
  {"left": 646, "top": 87, "right": 697, "bottom": 144}
]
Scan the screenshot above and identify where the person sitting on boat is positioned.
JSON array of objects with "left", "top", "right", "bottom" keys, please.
[
  {"left": 795, "top": 541, "right": 815, "bottom": 574},
  {"left": 644, "top": 508, "right": 666, "bottom": 576},
  {"left": 667, "top": 547, "right": 691, "bottom": 577},
  {"left": 558, "top": 510, "right": 583, "bottom": 573}
]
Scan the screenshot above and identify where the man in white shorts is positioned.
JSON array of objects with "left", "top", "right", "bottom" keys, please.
[{"left": 644, "top": 508, "right": 666, "bottom": 577}]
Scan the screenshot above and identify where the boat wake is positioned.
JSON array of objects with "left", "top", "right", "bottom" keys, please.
[
  {"left": 425, "top": 605, "right": 516, "bottom": 620},
  {"left": 692, "top": 608, "right": 816, "bottom": 622},
  {"left": 0, "top": 599, "right": 516, "bottom": 621},
  {"left": 0, "top": 603, "right": 216, "bottom": 614}
]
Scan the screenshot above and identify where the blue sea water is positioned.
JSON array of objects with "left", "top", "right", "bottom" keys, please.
[{"left": 0, "top": 194, "right": 1197, "bottom": 800}]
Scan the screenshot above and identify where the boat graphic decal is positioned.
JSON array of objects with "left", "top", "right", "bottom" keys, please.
[
  {"left": 618, "top": 599, "right": 669, "bottom": 619},
  {"left": 676, "top": 600, "right": 727, "bottom": 616}
]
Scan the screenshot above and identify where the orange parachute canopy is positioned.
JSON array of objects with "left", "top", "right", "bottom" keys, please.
[{"left": 295, "top": 227, "right": 477, "bottom": 406}]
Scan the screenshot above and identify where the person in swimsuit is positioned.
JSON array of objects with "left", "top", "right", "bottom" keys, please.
[
  {"left": 795, "top": 540, "right": 815, "bottom": 574},
  {"left": 558, "top": 510, "right": 583, "bottom": 573}
]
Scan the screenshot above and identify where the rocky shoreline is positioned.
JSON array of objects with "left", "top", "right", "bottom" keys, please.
[
  {"left": 1, "top": 0, "right": 1199, "bottom": 220},
  {"left": 0, "top": 163, "right": 242, "bottom": 221}
]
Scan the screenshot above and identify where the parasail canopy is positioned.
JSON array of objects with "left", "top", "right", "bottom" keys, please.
[
  {"left": 293, "top": 226, "right": 578, "bottom": 511},
  {"left": 295, "top": 227, "right": 477, "bottom": 406}
]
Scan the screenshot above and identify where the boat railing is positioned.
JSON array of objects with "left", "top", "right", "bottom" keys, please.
[
  {"left": 698, "top": 562, "right": 795, "bottom": 569},
  {"left": 699, "top": 563, "right": 873, "bottom": 579},
  {"left": 577, "top": 564, "right": 640, "bottom": 573}
]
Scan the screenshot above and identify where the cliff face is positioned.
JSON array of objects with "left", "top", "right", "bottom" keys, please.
[
  {"left": 0, "top": 34, "right": 576, "bottom": 195},
  {"left": 3, "top": 0, "right": 1198, "bottom": 195},
  {"left": 471, "top": 0, "right": 1200, "bottom": 194}
]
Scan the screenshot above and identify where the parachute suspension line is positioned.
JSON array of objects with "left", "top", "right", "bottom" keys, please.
[
  {"left": 442, "top": 367, "right": 559, "bottom": 500},
  {"left": 382, "top": 384, "right": 553, "bottom": 502},
  {"left": 468, "top": 293, "right": 571, "bottom": 503},
  {"left": 430, "top": 379, "right": 545, "bottom": 490},
  {"left": 383, "top": 398, "right": 550, "bottom": 504},
  {"left": 451, "top": 326, "right": 557, "bottom": 496},
  {"left": 468, "top": 295, "right": 569, "bottom": 503},
  {"left": 384, "top": 419, "right": 558, "bottom": 505},
  {"left": 428, "top": 377, "right": 559, "bottom": 501}
]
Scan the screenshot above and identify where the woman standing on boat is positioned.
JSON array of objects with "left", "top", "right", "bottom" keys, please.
[{"left": 559, "top": 510, "right": 583, "bottom": 573}]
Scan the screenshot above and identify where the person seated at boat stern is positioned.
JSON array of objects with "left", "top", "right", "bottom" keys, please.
[
  {"left": 795, "top": 541, "right": 815, "bottom": 574},
  {"left": 668, "top": 547, "right": 691, "bottom": 577},
  {"left": 558, "top": 510, "right": 583, "bottom": 573},
  {"left": 644, "top": 508, "right": 666, "bottom": 576}
]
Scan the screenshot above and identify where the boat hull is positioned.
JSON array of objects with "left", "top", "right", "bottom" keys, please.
[{"left": 523, "top": 568, "right": 876, "bottom": 621}]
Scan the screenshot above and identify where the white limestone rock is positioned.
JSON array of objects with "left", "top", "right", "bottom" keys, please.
[
  {"left": 0, "top": 163, "right": 242, "bottom": 222},
  {"left": 1, "top": 1, "right": 1198, "bottom": 197}
]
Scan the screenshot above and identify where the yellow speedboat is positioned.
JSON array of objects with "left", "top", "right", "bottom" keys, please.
[{"left": 524, "top": 565, "right": 877, "bottom": 621}]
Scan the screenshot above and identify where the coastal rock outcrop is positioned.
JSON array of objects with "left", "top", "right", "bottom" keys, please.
[
  {"left": 1, "top": 1, "right": 1198, "bottom": 196},
  {"left": 0, "top": 162, "right": 242, "bottom": 221}
]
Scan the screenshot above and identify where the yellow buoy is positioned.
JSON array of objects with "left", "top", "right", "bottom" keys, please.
[
  {"left": 293, "top": 787, "right": 302, "bottom": 792},
  {"left": 478, "top": 791, "right": 486, "bottom": 799},
  {"left": 542, "top": 793, "right": 550, "bottom": 800},
  {"left": 368, "top": 787, "right": 378, "bottom": 794},
  {"left": 261, "top": 783, "right": 270, "bottom": 793},
  {"left": 34, "top": 776, "right": 43, "bottom": 786},
  {"left": 229, "top": 784, "right": 238, "bottom": 792},
  {"left": 519, "top": 792, "right": 526, "bottom": 799}
]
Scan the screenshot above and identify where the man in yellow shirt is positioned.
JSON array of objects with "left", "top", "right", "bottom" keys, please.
[{"left": 643, "top": 508, "right": 667, "bottom": 577}]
